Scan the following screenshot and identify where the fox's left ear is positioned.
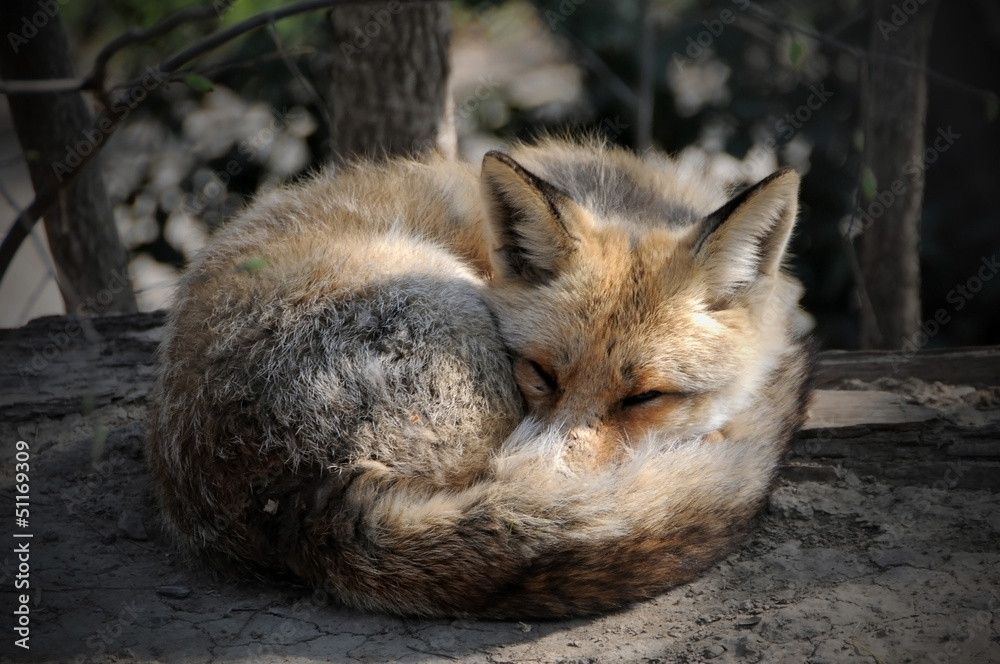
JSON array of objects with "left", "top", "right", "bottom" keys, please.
[
  {"left": 480, "top": 151, "right": 581, "bottom": 285},
  {"left": 693, "top": 167, "right": 800, "bottom": 296}
]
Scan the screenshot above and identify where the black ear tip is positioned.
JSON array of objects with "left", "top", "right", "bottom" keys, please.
[
  {"left": 483, "top": 150, "right": 502, "bottom": 159},
  {"left": 482, "top": 150, "right": 514, "bottom": 167}
]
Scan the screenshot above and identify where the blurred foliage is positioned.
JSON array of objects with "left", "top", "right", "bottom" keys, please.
[
  {"left": 456, "top": 0, "right": 999, "bottom": 350},
  {"left": 455, "top": 0, "right": 870, "bottom": 347},
  {"left": 61, "top": 0, "right": 315, "bottom": 83},
  {"left": 54, "top": 0, "right": 1000, "bottom": 349}
]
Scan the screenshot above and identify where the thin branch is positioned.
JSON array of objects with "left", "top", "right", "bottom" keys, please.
[
  {"left": 0, "top": 177, "right": 21, "bottom": 212},
  {"left": 194, "top": 46, "right": 317, "bottom": 79},
  {"left": 560, "top": 29, "right": 639, "bottom": 111},
  {"left": 86, "top": 5, "right": 221, "bottom": 106},
  {"left": 825, "top": 7, "right": 869, "bottom": 39},
  {"left": 0, "top": 193, "right": 57, "bottom": 325},
  {"left": 0, "top": 177, "right": 90, "bottom": 334},
  {"left": 743, "top": 1, "right": 997, "bottom": 103},
  {"left": 267, "top": 20, "right": 333, "bottom": 141},
  {"left": 0, "top": 185, "right": 70, "bottom": 293},
  {"left": 122, "top": 0, "right": 435, "bottom": 92},
  {"left": 0, "top": 6, "right": 220, "bottom": 97},
  {"left": 0, "top": 0, "right": 439, "bottom": 285},
  {"left": 540, "top": 0, "right": 993, "bottom": 128},
  {"left": 0, "top": 180, "right": 52, "bottom": 292},
  {"left": 0, "top": 0, "right": 438, "bottom": 97},
  {"left": 0, "top": 78, "right": 87, "bottom": 94},
  {"left": 520, "top": 0, "right": 638, "bottom": 110}
]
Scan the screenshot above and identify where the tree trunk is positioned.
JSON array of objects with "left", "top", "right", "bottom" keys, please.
[
  {"left": 322, "top": 0, "right": 455, "bottom": 161},
  {"left": 0, "top": 0, "right": 137, "bottom": 315},
  {"left": 635, "top": 0, "right": 656, "bottom": 152},
  {"left": 856, "top": 0, "right": 938, "bottom": 349}
]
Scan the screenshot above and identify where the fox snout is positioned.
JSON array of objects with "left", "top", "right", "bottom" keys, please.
[
  {"left": 566, "top": 417, "right": 600, "bottom": 447},
  {"left": 557, "top": 414, "right": 624, "bottom": 470},
  {"left": 567, "top": 422, "right": 599, "bottom": 442}
]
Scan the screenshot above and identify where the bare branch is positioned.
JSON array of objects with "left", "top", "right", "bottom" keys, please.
[
  {"left": 194, "top": 46, "right": 317, "bottom": 79},
  {"left": 127, "top": 0, "right": 436, "bottom": 92},
  {"left": 742, "top": 1, "right": 997, "bottom": 104},
  {"left": 0, "top": 6, "right": 220, "bottom": 97},
  {"left": 266, "top": 20, "right": 333, "bottom": 142},
  {"left": 86, "top": 5, "right": 221, "bottom": 106},
  {"left": 0, "top": 78, "right": 87, "bottom": 94},
  {"left": 0, "top": 179, "right": 75, "bottom": 290},
  {"left": 0, "top": 0, "right": 439, "bottom": 284},
  {"left": 523, "top": 0, "right": 638, "bottom": 111}
]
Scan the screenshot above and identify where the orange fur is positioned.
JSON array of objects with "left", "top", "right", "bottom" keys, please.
[{"left": 147, "top": 137, "right": 813, "bottom": 618}]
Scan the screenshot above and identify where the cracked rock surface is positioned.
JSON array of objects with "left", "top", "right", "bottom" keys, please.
[{"left": 2, "top": 398, "right": 998, "bottom": 664}]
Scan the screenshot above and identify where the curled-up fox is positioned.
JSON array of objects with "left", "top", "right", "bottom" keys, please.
[{"left": 147, "top": 137, "right": 813, "bottom": 618}]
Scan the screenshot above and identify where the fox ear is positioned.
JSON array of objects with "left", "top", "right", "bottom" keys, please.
[
  {"left": 480, "top": 151, "right": 579, "bottom": 284},
  {"left": 694, "top": 167, "right": 800, "bottom": 296}
]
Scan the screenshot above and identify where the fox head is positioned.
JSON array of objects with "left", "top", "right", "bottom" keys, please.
[{"left": 479, "top": 145, "right": 806, "bottom": 468}]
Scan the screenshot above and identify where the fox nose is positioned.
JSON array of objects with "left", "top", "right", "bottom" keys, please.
[
  {"left": 566, "top": 420, "right": 599, "bottom": 443},
  {"left": 563, "top": 419, "right": 616, "bottom": 470}
]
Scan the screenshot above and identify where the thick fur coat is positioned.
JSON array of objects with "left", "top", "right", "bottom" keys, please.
[{"left": 147, "top": 138, "right": 813, "bottom": 618}]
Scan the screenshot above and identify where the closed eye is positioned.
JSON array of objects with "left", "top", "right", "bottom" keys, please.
[
  {"left": 621, "top": 390, "right": 667, "bottom": 408},
  {"left": 528, "top": 360, "right": 558, "bottom": 391}
]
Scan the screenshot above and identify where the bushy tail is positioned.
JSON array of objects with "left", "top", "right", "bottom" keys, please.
[{"left": 288, "top": 397, "right": 803, "bottom": 619}]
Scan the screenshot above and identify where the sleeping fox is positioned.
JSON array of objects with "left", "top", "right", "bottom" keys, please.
[{"left": 147, "top": 137, "right": 813, "bottom": 618}]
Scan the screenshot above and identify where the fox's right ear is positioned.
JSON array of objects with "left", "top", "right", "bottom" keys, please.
[
  {"left": 480, "top": 151, "right": 580, "bottom": 284},
  {"left": 693, "top": 167, "right": 800, "bottom": 298}
]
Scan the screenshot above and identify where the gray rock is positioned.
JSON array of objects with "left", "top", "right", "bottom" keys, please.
[
  {"left": 770, "top": 490, "right": 815, "bottom": 519},
  {"left": 156, "top": 586, "right": 192, "bottom": 599},
  {"left": 703, "top": 643, "right": 726, "bottom": 658},
  {"left": 117, "top": 510, "right": 147, "bottom": 540}
]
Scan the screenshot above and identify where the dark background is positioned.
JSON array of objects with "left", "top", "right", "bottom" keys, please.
[{"left": 14, "top": 0, "right": 1000, "bottom": 350}]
